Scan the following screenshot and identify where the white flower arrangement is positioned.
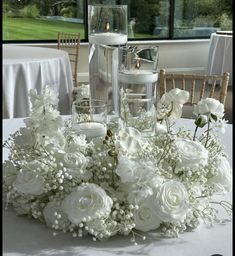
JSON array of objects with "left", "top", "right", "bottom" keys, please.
[{"left": 3, "top": 85, "right": 232, "bottom": 244}]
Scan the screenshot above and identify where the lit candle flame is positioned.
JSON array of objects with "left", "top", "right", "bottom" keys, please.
[
  {"left": 135, "top": 58, "right": 141, "bottom": 69},
  {"left": 106, "top": 22, "right": 110, "bottom": 31}
]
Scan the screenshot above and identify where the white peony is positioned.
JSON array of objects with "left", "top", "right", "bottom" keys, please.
[
  {"left": 13, "top": 170, "right": 44, "bottom": 195},
  {"left": 133, "top": 197, "right": 161, "bottom": 232},
  {"left": 43, "top": 201, "right": 70, "bottom": 229},
  {"left": 193, "top": 98, "right": 224, "bottom": 119},
  {"left": 208, "top": 156, "right": 232, "bottom": 192},
  {"left": 175, "top": 138, "right": 208, "bottom": 168},
  {"left": 115, "top": 156, "right": 155, "bottom": 183},
  {"left": 157, "top": 88, "right": 190, "bottom": 121},
  {"left": 62, "top": 183, "right": 113, "bottom": 224},
  {"left": 154, "top": 180, "right": 189, "bottom": 222}
]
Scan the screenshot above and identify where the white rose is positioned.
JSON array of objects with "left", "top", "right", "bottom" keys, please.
[
  {"left": 43, "top": 201, "right": 70, "bottom": 229},
  {"left": 13, "top": 170, "right": 44, "bottom": 195},
  {"left": 193, "top": 98, "right": 224, "bottom": 119},
  {"left": 116, "top": 127, "right": 148, "bottom": 155},
  {"left": 157, "top": 88, "right": 189, "bottom": 121},
  {"left": 115, "top": 157, "right": 155, "bottom": 183},
  {"left": 154, "top": 180, "right": 189, "bottom": 222},
  {"left": 3, "top": 161, "right": 17, "bottom": 186},
  {"left": 208, "top": 156, "right": 232, "bottom": 192},
  {"left": 64, "top": 152, "right": 87, "bottom": 174},
  {"left": 62, "top": 183, "right": 113, "bottom": 224},
  {"left": 133, "top": 197, "right": 161, "bottom": 232},
  {"left": 175, "top": 138, "right": 208, "bottom": 168}
]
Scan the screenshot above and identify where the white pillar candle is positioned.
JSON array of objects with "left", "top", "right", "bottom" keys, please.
[
  {"left": 119, "top": 70, "right": 158, "bottom": 84},
  {"left": 89, "top": 33, "right": 127, "bottom": 45},
  {"left": 75, "top": 122, "right": 107, "bottom": 139}
]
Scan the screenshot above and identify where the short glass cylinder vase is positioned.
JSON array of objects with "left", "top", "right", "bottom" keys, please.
[
  {"left": 118, "top": 46, "right": 159, "bottom": 137},
  {"left": 72, "top": 99, "right": 107, "bottom": 140},
  {"left": 88, "top": 5, "right": 128, "bottom": 118}
]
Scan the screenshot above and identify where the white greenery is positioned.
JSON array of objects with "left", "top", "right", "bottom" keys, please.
[{"left": 3, "top": 86, "right": 232, "bottom": 244}]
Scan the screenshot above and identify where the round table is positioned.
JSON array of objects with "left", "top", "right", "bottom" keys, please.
[
  {"left": 206, "top": 32, "right": 233, "bottom": 85},
  {"left": 3, "top": 45, "right": 73, "bottom": 118}
]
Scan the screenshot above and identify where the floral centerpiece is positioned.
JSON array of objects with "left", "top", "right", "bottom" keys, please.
[{"left": 3, "top": 86, "right": 232, "bottom": 244}]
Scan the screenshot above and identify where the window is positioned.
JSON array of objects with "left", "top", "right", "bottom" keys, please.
[{"left": 3, "top": 0, "right": 232, "bottom": 43}]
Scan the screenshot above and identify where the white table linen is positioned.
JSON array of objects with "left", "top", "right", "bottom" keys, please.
[
  {"left": 3, "top": 117, "right": 232, "bottom": 256},
  {"left": 206, "top": 33, "right": 233, "bottom": 85},
  {"left": 3, "top": 45, "right": 73, "bottom": 119}
]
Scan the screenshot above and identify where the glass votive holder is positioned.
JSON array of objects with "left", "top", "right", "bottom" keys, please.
[
  {"left": 72, "top": 99, "right": 107, "bottom": 139},
  {"left": 88, "top": 4, "right": 128, "bottom": 46},
  {"left": 119, "top": 86, "right": 156, "bottom": 137}
]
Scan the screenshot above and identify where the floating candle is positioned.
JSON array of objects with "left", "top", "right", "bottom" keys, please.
[
  {"left": 75, "top": 122, "right": 107, "bottom": 139},
  {"left": 89, "top": 33, "right": 127, "bottom": 46},
  {"left": 119, "top": 70, "right": 158, "bottom": 84}
]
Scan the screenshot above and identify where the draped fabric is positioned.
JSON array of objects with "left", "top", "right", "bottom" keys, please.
[
  {"left": 207, "top": 33, "right": 232, "bottom": 85},
  {"left": 3, "top": 45, "right": 73, "bottom": 118}
]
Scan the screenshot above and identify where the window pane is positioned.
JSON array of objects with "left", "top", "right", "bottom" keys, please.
[
  {"left": 3, "top": 0, "right": 85, "bottom": 41},
  {"left": 174, "top": 0, "right": 232, "bottom": 38}
]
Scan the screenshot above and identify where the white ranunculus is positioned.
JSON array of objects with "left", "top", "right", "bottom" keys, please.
[
  {"left": 133, "top": 197, "right": 161, "bottom": 232},
  {"left": 3, "top": 161, "right": 18, "bottom": 186},
  {"left": 43, "top": 201, "right": 70, "bottom": 229},
  {"left": 115, "top": 157, "right": 155, "bottom": 183},
  {"left": 116, "top": 127, "right": 148, "bottom": 155},
  {"left": 62, "top": 183, "right": 113, "bottom": 225},
  {"left": 175, "top": 138, "right": 208, "bottom": 168},
  {"left": 193, "top": 98, "right": 224, "bottom": 119},
  {"left": 208, "top": 156, "right": 232, "bottom": 192},
  {"left": 154, "top": 180, "right": 189, "bottom": 222},
  {"left": 157, "top": 88, "right": 190, "bottom": 121},
  {"left": 13, "top": 170, "right": 44, "bottom": 195}
]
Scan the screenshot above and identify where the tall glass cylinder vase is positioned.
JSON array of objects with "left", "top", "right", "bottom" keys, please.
[
  {"left": 88, "top": 5, "right": 128, "bottom": 118},
  {"left": 118, "top": 46, "right": 159, "bottom": 137}
]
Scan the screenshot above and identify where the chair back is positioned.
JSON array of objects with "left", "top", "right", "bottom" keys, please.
[
  {"left": 57, "top": 32, "right": 80, "bottom": 87},
  {"left": 158, "top": 69, "right": 230, "bottom": 105}
]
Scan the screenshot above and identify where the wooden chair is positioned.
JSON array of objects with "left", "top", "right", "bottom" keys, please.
[
  {"left": 158, "top": 69, "right": 230, "bottom": 105},
  {"left": 57, "top": 32, "right": 80, "bottom": 87}
]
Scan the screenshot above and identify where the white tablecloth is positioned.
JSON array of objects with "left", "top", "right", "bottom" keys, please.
[
  {"left": 206, "top": 33, "right": 233, "bottom": 84},
  {"left": 2, "top": 117, "right": 232, "bottom": 256},
  {"left": 3, "top": 45, "right": 73, "bottom": 118}
]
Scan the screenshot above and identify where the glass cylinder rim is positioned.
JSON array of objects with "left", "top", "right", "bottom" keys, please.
[
  {"left": 73, "top": 99, "right": 107, "bottom": 108},
  {"left": 88, "top": 4, "right": 127, "bottom": 8}
]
